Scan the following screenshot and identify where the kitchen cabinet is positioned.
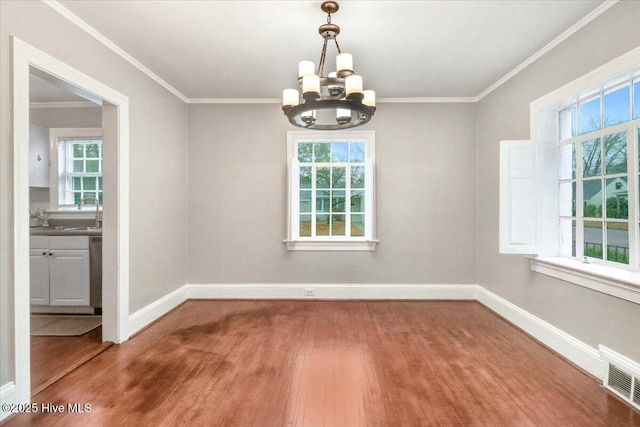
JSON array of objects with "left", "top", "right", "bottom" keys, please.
[
  {"left": 30, "top": 236, "right": 90, "bottom": 306},
  {"left": 29, "top": 123, "right": 50, "bottom": 188}
]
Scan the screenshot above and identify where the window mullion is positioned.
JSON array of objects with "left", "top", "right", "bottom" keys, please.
[
  {"left": 576, "top": 141, "right": 585, "bottom": 259},
  {"left": 629, "top": 126, "right": 639, "bottom": 270},
  {"left": 311, "top": 165, "right": 317, "bottom": 238}
]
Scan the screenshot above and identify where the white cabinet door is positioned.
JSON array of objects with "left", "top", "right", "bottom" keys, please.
[
  {"left": 49, "top": 250, "right": 90, "bottom": 306},
  {"left": 30, "top": 249, "right": 50, "bottom": 305}
]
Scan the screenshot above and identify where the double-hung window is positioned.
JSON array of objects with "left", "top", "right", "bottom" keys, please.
[
  {"left": 286, "top": 131, "right": 376, "bottom": 251},
  {"left": 49, "top": 128, "right": 103, "bottom": 209},
  {"left": 499, "top": 48, "right": 640, "bottom": 304}
]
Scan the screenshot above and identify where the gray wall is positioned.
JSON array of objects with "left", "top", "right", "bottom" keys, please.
[
  {"left": 0, "top": 1, "right": 188, "bottom": 385},
  {"left": 476, "top": 1, "right": 640, "bottom": 361},
  {"left": 187, "top": 103, "right": 477, "bottom": 284}
]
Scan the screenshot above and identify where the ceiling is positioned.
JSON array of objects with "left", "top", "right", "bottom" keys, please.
[{"left": 51, "top": 0, "right": 608, "bottom": 101}]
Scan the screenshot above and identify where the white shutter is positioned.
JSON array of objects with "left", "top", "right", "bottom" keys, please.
[
  {"left": 499, "top": 140, "right": 544, "bottom": 254},
  {"left": 289, "top": 158, "right": 300, "bottom": 240},
  {"left": 364, "top": 158, "right": 374, "bottom": 240}
]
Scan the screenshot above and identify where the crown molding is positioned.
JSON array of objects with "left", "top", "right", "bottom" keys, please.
[
  {"left": 44, "top": 0, "right": 620, "bottom": 105},
  {"left": 30, "top": 101, "right": 100, "bottom": 109},
  {"left": 476, "top": 0, "right": 620, "bottom": 101},
  {"left": 43, "top": 0, "right": 188, "bottom": 103}
]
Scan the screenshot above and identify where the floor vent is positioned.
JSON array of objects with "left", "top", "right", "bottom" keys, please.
[{"left": 604, "top": 357, "right": 640, "bottom": 411}]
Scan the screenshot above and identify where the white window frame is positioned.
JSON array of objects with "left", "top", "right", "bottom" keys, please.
[
  {"left": 502, "top": 47, "right": 640, "bottom": 305},
  {"left": 48, "top": 127, "right": 103, "bottom": 211},
  {"left": 285, "top": 130, "right": 378, "bottom": 251}
]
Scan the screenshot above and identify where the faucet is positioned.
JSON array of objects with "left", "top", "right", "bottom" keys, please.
[{"left": 78, "top": 195, "right": 102, "bottom": 228}]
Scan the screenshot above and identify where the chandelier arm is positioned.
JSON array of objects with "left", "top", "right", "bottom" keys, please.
[
  {"left": 333, "top": 37, "right": 342, "bottom": 55},
  {"left": 317, "top": 37, "right": 329, "bottom": 77}
]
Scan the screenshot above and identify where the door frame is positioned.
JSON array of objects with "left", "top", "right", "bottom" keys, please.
[{"left": 11, "top": 36, "right": 130, "bottom": 404}]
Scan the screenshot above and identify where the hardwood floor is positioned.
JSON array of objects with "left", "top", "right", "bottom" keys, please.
[
  {"left": 4, "top": 300, "right": 639, "bottom": 426},
  {"left": 31, "top": 326, "right": 111, "bottom": 395}
]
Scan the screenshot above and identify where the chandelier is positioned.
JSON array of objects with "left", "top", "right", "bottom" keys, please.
[{"left": 282, "top": 1, "right": 376, "bottom": 130}]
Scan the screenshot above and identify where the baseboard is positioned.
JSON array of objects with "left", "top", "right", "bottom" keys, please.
[
  {"left": 0, "top": 382, "right": 17, "bottom": 421},
  {"left": 476, "top": 286, "right": 603, "bottom": 379},
  {"left": 186, "top": 283, "right": 477, "bottom": 300},
  {"left": 127, "top": 285, "right": 188, "bottom": 336},
  {"left": 126, "top": 282, "right": 623, "bottom": 383}
]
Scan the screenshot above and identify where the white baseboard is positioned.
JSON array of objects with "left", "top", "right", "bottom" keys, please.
[
  {"left": 476, "top": 286, "right": 603, "bottom": 379},
  {"left": 126, "top": 282, "right": 624, "bottom": 382},
  {"left": 127, "top": 285, "right": 188, "bottom": 336},
  {"left": 186, "top": 283, "right": 477, "bottom": 300},
  {"left": 0, "top": 382, "right": 17, "bottom": 421}
]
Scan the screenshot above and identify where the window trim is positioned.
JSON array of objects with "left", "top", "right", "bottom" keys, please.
[
  {"left": 48, "top": 127, "right": 102, "bottom": 211},
  {"left": 527, "top": 46, "right": 640, "bottom": 303},
  {"left": 284, "top": 130, "right": 378, "bottom": 251}
]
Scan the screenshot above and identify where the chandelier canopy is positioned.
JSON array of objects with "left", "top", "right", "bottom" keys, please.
[{"left": 282, "top": 1, "right": 376, "bottom": 130}]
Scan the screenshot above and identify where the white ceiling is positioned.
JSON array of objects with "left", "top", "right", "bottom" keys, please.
[{"left": 53, "top": 0, "right": 608, "bottom": 100}]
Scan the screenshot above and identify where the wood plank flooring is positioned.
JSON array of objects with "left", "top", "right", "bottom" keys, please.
[
  {"left": 4, "top": 300, "right": 639, "bottom": 426},
  {"left": 31, "top": 326, "right": 111, "bottom": 395}
]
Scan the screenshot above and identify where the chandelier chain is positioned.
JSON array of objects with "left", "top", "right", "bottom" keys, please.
[{"left": 317, "top": 37, "right": 329, "bottom": 76}]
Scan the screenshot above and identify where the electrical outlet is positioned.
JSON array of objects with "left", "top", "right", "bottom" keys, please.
[{"left": 304, "top": 288, "right": 315, "bottom": 297}]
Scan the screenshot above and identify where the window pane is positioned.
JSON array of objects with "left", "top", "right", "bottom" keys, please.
[
  {"left": 332, "top": 167, "right": 346, "bottom": 188},
  {"left": 314, "top": 143, "right": 330, "bottom": 162},
  {"left": 558, "top": 143, "right": 575, "bottom": 180},
  {"left": 73, "top": 177, "right": 81, "bottom": 191},
  {"left": 604, "top": 132, "right": 627, "bottom": 175},
  {"left": 606, "top": 222, "right": 629, "bottom": 264},
  {"left": 634, "top": 80, "right": 640, "bottom": 120},
  {"left": 298, "top": 143, "right": 313, "bottom": 162},
  {"left": 86, "top": 160, "right": 100, "bottom": 173},
  {"left": 74, "top": 160, "right": 84, "bottom": 173},
  {"left": 351, "top": 214, "right": 365, "bottom": 237},
  {"left": 332, "top": 143, "right": 348, "bottom": 162},
  {"left": 583, "top": 179, "right": 602, "bottom": 218},
  {"left": 558, "top": 182, "right": 575, "bottom": 217},
  {"left": 300, "top": 166, "right": 312, "bottom": 189},
  {"left": 332, "top": 190, "right": 345, "bottom": 213},
  {"left": 299, "top": 215, "right": 311, "bottom": 237},
  {"left": 582, "top": 138, "right": 601, "bottom": 177},
  {"left": 558, "top": 106, "right": 576, "bottom": 140},
  {"left": 583, "top": 221, "right": 603, "bottom": 259},
  {"left": 300, "top": 190, "right": 311, "bottom": 213},
  {"left": 331, "top": 215, "right": 345, "bottom": 236},
  {"left": 316, "top": 214, "right": 330, "bottom": 236},
  {"left": 559, "top": 218, "right": 576, "bottom": 257},
  {"left": 83, "top": 177, "right": 96, "bottom": 190},
  {"left": 316, "top": 190, "right": 330, "bottom": 212},
  {"left": 605, "top": 177, "right": 628, "bottom": 219},
  {"left": 73, "top": 192, "right": 82, "bottom": 204},
  {"left": 316, "top": 167, "right": 330, "bottom": 188},
  {"left": 86, "top": 143, "right": 100, "bottom": 158},
  {"left": 351, "top": 166, "right": 365, "bottom": 188},
  {"left": 350, "top": 143, "right": 365, "bottom": 163},
  {"left": 603, "top": 85, "right": 630, "bottom": 127},
  {"left": 579, "top": 96, "right": 601, "bottom": 135},
  {"left": 73, "top": 144, "right": 83, "bottom": 158},
  {"left": 98, "top": 177, "right": 103, "bottom": 190},
  {"left": 351, "top": 190, "right": 365, "bottom": 213},
  {"left": 98, "top": 192, "right": 103, "bottom": 204}
]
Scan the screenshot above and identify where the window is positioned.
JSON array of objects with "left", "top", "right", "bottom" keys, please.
[
  {"left": 49, "top": 128, "right": 103, "bottom": 209},
  {"left": 285, "top": 131, "right": 376, "bottom": 251},
  {"left": 500, "top": 47, "right": 640, "bottom": 304}
]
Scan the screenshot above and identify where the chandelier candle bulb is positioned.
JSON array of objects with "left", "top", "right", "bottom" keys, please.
[
  {"left": 302, "top": 75, "right": 321, "bottom": 96},
  {"left": 299, "top": 61, "right": 315, "bottom": 78},
  {"left": 336, "top": 108, "right": 352, "bottom": 124},
  {"left": 363, "top": 90, "right": 376, "bottom": 107},
  {"left": 336, "top": 53, "right": 353, "bottom": 73},
  {"left": 345, "top": 75, "right": 363, "bottom": 96},
  {"left": 283, "top": 89, "right": 300, "bottom": 107}
]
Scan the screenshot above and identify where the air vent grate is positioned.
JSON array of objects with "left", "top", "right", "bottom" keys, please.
[
  {"left": 634, "top": 377, "right": 640, "bottom": 406},
  {"left": 608, "top": 363, "right": 632, "bottom": 398}
]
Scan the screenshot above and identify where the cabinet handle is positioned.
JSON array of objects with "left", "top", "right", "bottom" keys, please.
[
  {"left": 48, "top": 253, "right": 53, "bottom": 256},
  {"left": 42, "top": 252, "right": 47, "bottom": 256}
]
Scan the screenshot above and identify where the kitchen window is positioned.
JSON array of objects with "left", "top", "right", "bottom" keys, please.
[
  {"left": 285, "top": 131, "right": 377, "bottom": 251},
  {"left": 49, "top": 128, "right": 103, "bottom": 209}
]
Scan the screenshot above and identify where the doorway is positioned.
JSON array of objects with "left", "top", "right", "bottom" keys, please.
[{"left": 11, "top": 37, "right": 130, "bottom": 404}]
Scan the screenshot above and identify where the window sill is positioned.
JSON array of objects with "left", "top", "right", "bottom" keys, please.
[
  {"left": 283, "top": 239, "right": 379, "bottom": 252},
  {"left": 529, "top": 256, "right": 640, "bottom": 305}
]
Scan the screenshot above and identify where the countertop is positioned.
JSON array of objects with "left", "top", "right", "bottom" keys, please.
[{"left": 30, "top": 226, "right": 103, "bottom": 237}]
